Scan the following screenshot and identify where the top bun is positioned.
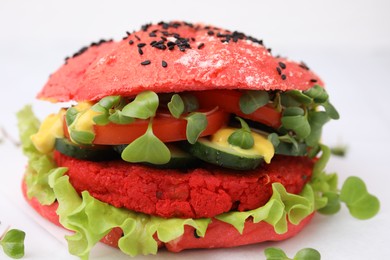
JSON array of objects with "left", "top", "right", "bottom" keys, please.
[{"left": 38, "top": 21, "right": 323, "bottom": 102}]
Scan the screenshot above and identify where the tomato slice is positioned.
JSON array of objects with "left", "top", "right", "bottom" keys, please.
[
  {"left": 64, "top": 108, "right": 229, "bottom": 145},
  {"left": 191, "top": 90, "right": 281, "bottom": 128}
]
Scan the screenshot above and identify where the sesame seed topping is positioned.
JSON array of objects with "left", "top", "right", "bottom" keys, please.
[
  {"left": 141, "top": 60, "right": 151, "bottom": 65},
  {"left": 134, "top": 34, "right": 141, "bottom": 41},
  {"left": 198, "top": 43, "right": 205, "bottom": 49},
  {"left": 281, "top": 74, "right": 287, "bottom": 80},
  {"left": 162, "top": 60, "right": 168, "bottom": 68},
  {"left": 126, "top": 31, "right": 131, "bottom": 36},
  {"left": 138, "top": 48, "right": 143, "bottom": 55},
  {"left": 299, "top": 62, "right": 310, "bottom": 70},
  {"left": 207, "top": 30, "right": 214, "bottom": 36},
  {"left": 310, "top": 79, "right": 318, "bottom": 83},
  {"left": 137, "top": 43, "right": 146, "bottom": 48},
  {"left": 128, "top": 40, "right": 134, "bottom": 45},
  {"left": 278, "top": 62, "right": 286, "bottom": 69},
  {"left": 276, "top": 67, "right": 282, "bottom": 75}
]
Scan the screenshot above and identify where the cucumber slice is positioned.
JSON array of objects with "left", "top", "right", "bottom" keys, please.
[
  {"left": 114, "top": 143, "right": 199, "bottom": 169},
  {"left": 181, "top": 138, "right": 264, "bottom": 170},
  {"left": 55, "top": 138, "right": 118, "bottom": 161}
]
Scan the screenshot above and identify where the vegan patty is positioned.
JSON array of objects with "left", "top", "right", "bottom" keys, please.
[{"left": 54, "top": 151, "right": 313, "bottom": 218}]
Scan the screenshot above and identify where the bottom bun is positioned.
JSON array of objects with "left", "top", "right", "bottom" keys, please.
[{"left": 22, "top": 179, "right": 314, "bottom": 253}]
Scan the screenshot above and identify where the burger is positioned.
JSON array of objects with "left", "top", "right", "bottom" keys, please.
[{"left": 17, "top": 21, "right": 379, "bottom": 258}]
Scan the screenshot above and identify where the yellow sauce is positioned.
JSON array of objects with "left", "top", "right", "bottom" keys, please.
[
  {"left": 211, "top": 127, "right": 274, "bottom": 163},
  {"left": 31, "top": 109, "right": 66, "bottom": 154}
]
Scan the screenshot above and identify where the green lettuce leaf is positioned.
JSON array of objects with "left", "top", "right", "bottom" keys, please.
[
  {"left": 17, "top": 106, "right": 56, "bottom": 205},
  {"left": 216, "top": 183, "right": 316, "bottom": 234},
  {"left": 48, "top": 169, "right": 209, "bottom": 259}
]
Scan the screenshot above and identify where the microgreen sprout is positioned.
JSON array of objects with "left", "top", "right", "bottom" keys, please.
[
  {"left": 0, "top": 228, "right": 25, "bottom": 259},
  {"left": 264, "top": 247, "right": 321, "bottom": 260},
  {"left": 228, "top": 117, "right": 254, "bottom": 149},
  {"left": 121, "top": 118, "right": 170, "bottom": 164},
  {"left": 167, "top": 93, "right": 199, "bottom": 119},
  {"left": 310, "top": 145, "right": 380, "bottom": 218},
  {"left": 167, "top": 94, "right": 185, "bottom": 118},
  {"left": 185, "top": 113, "right": 207, "bottom": 144},
  {"left": 122, "top": 91, "right": 159, "bottom": 119},
  {"left": 239, "top": 90, "right": 269, "bottom": 114}
]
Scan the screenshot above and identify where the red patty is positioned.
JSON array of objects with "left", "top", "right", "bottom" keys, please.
[{"left": 54, "top": 151, "right": 313, "bottom": 218}]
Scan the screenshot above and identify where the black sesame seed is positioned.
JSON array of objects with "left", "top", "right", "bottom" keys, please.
[
  {"left": 299, "top": 62, "right": 310, "bottom": 70},
  {"left": 168, "top": 45, "right": 175, "bottom": 51},
  {"left": 138, "top": 48, "right": 143, "bottom": 55},
  {"left": 267, "top": 48, "right": 272, "bottom": 53},
  {"left": 126, "top": 31, "right": 131, "bottom": 36},
  {"left": 137, "top": 43, "right": 146, "bottom": 48},
  {"left": 134, "top": 34, "right": 141, "bottom": 41},
  {"left": 167, "top": 41, "right": 176, "bottom": 47},
  {"left": 198, "top": 43, "right": 205, "bottom": 49},
  {"left": 141, "top": 60, "right": 151, "bottom": 65},
  {"left": 162, "top": 60, "right": 168, "bottom": 68},
  {"left": 161, "top": 36, "right": 167, "bottom": 41},
  {"left": 281, "top": 74, "right": 287, "bottom": 80},
  {"left": 310, "top": 79, "right": 318, "bottom": 83},
  {"left": 278, "top": 62, "right": 286, "bottom": 69},
  {"left": 141, "top": 23, "right": 151, "bottom": 32},
  {"left": 149, "top": 32, "right": 157, "bottom": 37},
  {"left": 207, "top": 30, "right": 214, "bottom": 36},
  {"left": 276, "top": 67, "right": 282, "bottom": 75},
  {"left": 128, "top": 40, "right": 134, "bottom": 45}
]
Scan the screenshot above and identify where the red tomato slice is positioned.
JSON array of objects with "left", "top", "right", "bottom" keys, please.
[
  {"left": 64, "top": 108, "right": 229, "bottom": 145},
  {"left": 192, "top": 90, "right": 281, "bottom": 128}
]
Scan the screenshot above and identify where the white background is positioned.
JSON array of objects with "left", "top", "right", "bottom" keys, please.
[{"left": 0, "top": 0, "right": 389, "bottom": 259}]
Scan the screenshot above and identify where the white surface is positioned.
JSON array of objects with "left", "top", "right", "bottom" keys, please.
[{"left": 1, "top": 0, "right": 390, "bottom": 259}]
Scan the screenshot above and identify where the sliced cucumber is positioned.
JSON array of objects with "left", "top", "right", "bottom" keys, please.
[
  {"left": 181, "top": 138, "right": 264, "bottom": 170},
  {"left": 114, "top": 143, "right": 199, "bottom": 169},
  {"left": 55, "top": 138, "right": 118, "bottom": 161}
]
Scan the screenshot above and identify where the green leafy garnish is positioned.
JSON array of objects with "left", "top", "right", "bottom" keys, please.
[
  {"left": 239, "top": 90, "right": 269, "bottom": 114},
  {"left": 167, "top": 93, "right": 199, "bottom": 118},
  {"left": 0, "top": 229, "right": 26, "bottom": 259},
  {"left": 331, "top": 144, "right": 348, "bottom": 157},
  {"left": 97, "top": 95, "right": 121, "bottom": 109},
  {"left": 281, "top": 107, "right": 311, "bottom": 139},
  {"left": 122, "top": 91, "right": 159, "bottom": 119},
  {"left": 305, "top": 111, "right": 329, "bottom": 147},
  {"left": 121, "top": 119, "right": 170, "bottom": 164},
  {"left": 216, "top": 183, "right": 315, "bottom": 235},
  {"left": 228, "top": 117, "right": 254, "bottom": 149},
  {"left": 185, "top": 112, "right": 207, "bottom": 144},
  {"left": 65, "top": 107, "right": 79, "bottom": 126},
  {"left": 92, "top": 96, "right": 134, "bottom": 125},
  {"left": 265, "top": 247, "right": 321, "bottom": 260},
  {"left": 108, "top": 110, "right": 135, "bottom": 124},
  {"left": 17, "top": 106, "right": 57, "bottom": 205},
  {"left": 69, "top": 130, "right": 95, "bottom": 145},
  {"left": 303, "top": 85, "right": 328, "bottom": 103},
  {"left": 167, "top": 94, "right": 185, "bottom": 118},
  {"left": 322, "top": 101, "right": 340, "bottom": 120},
  {"left": 340, "top": 176, "right": 380, "bottom": 219}
]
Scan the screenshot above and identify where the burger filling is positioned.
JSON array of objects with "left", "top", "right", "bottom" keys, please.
[{"left": 19, "top": 86, "right": 342, "bottom": 258}]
